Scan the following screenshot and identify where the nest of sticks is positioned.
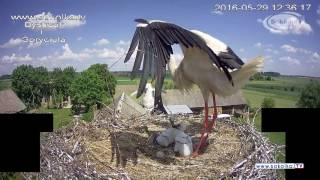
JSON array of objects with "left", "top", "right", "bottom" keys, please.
[{"left": 23, "top": 107, "right": 283, "bottom": 179}]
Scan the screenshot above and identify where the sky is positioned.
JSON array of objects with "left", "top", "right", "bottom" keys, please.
[{"left": 0, "top": 0, "right": 320, "bottom": 77}]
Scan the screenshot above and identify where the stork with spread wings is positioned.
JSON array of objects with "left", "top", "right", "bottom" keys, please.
[{"left": 124, "top": 19, "right": 263, "bottom": 156}]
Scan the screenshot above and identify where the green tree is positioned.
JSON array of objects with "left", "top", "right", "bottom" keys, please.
[
  {"left": 297, "top": 82, "right": 320, "bottom": 108},
  {"left": 86, "top": 64, "right": 116, "bottom": 104},
  {"left": 70, "top": 71, "right": 104, "bottom": 114},
  {"left": 266, "top": 76, "right": 272, "bottom": 81},
  {"left": 250, "top": 73, "right": 264, "bottom": 81},
  {"left": 261, "top": 97, "right": 275, "bottom": 108},
  {"left": 62, "top": 66, "right": 77, "bottom": 97},
  {"left": 50, "top": 68, "right": 64, "bottom": 107},
  {"left": 12, "top": 65, "right": 49, "bottom": 109},
  {"left": 35, "top": 66, "right": 50, "bottom": 98},
  {"left": 290, "top": 86, "right": 295, "bottom": 92}
]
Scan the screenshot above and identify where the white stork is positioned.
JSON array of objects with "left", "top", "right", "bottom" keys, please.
[
  {"left": 124, "top": 19, "right": 263, "bottom": 156},
  {"left": 142, "top": 83, "right": 155, "bottom": 112}
]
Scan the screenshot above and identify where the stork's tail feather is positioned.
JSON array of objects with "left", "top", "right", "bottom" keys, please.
[{"left": 231, "top": 56, "right": 264, "bottom": 89}]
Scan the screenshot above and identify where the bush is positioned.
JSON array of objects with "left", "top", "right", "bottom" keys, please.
[
  {"left": 266, "top": 76, "right": 272, "bottom": 81},
  {"left": 82, "top": 106, "right": 94, "bottom": 122},
  {"left": 164, "top": 80, "right": 175, "bottom": 89},
  {"left": 297, "top": 82, "right": 320, "bottom": 108},
  {"left": 70, "top": 71, "right": 104, "bottom": 114},
  {"left": 261, "top": 97, "right": 275, "bottom": 108},
  {"left": 290, "top": 86, "right": 295, "bottom": 92}
]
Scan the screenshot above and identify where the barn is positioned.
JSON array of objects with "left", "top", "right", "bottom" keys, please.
[
  {"left": 162, "top": 89, "right": 247, "bottom": 115},
  {"left": 111, "top": 92, "right": 147, "bottom": 118},
  {"left": 0, "top": 89, "right": 26, "bottom": 113}
]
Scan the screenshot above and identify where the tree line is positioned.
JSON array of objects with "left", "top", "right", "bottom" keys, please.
[{"left": 11, "top": 64, "right": 116, "bottom": 114}]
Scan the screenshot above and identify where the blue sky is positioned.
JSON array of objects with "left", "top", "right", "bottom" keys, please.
[{"left": 0, "top": 0, "right": 320, "bottom": 76}]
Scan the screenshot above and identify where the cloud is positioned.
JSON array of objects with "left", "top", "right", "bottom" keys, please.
[
  {"left": 0, "top": 38, "right": 24, "bottom": 48},
  {"left": 239, "top": 48, "right": 245, "bottom": 52},
  {"left": 312, "top": 52, "right": 320, "bottom": 60},
  {"left": 57, "top": 44, "right": 90, "bottom": 61},
  {"left": 117, "top": 40, "right": 130, "bottom": 46},
  {"left": 0, "top": 37, "right": 44, "bottom": 49},
  {"left": 60, "top": 16, "right": 86, "bottom": 29},
  {"left": 97, "top": 48, "right": 124, "bottom": 59},
  {"left": 27, "top": 41, "right": 42, "bottom": 48},
  {"left": 265, "top": 48, "right": 278, "bottom": 54},
  {"left": 77, "top": 37, "right": 83, "bottom": 41},
  {"left": 37, "top": 55, "right": 52, "bottom": 62},
  {"left": 254, "top": 42, "right": 272, "bottom": 49},
  {"left": 260, "top": 12, "right": 312, "bottom": 35},
  {"left": 280, "top": 44, "right": 312, "bottom": 54},
  {"left": 94, "top": 38, "right": 110, "bottom": 46},
  {"left": 281, "top": 44, "right": 297, "bottom": 52},
  {"left": 317, "top": 5, "right": 320, "bottom": 15},
  {"left": 83, "top": 46, "right": 126, "bottom": 59},
  {"left": 24, "top": 12, "right": 86, "bottom": 31},
  {"left": 279, "top": 56, "right": 300, "bottom": 65},
  {"left": 254, "top": 42, "right": 262, "bottom": 48},
  {"left": 1, "top": 53, "right": 33, "bottom": 63},
  {"left": 310, "top": 52, "right": 320, "bottom": 63}
]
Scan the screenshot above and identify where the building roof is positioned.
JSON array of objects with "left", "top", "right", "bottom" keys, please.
[
  {"left": 111, "top": 92, "right": 146, "bottom": 118},
  {"left": 0, "top": 89, "right": 26, "bottom": 113},
  {"left": 164, "top": 105, "right": 193, "bottom": 115},
  {"left": 162, "top": 89, "right": 246, "bottom": 108}
]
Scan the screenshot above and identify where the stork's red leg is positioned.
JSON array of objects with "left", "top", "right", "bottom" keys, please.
[
  {"left": 208, "top": 94, "right": 217, "bottom": 132},
  {"left": 192, "top": 101, "right": 209, "bottom": 157}
]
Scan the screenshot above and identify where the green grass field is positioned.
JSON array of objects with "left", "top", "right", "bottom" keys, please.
[
  {"left": 242, "top": 89, "right": 297, "bottom": 108},
  {"left": 0, "top": 79, "right": 12, "bottom": 90},
  {"left": 35, "top": 107, "right": 73, "bottom": 129}
]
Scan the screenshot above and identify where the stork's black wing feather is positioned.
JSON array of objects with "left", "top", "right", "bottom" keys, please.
[
  {"left": 124, "top": 27, "right": 140, "bottom": 63},
  {"left": 218, "top": 47, "right": 244, "bottom": 69},
  {"left": 125, "top": 20, "right": 241, "bottom": 102}
]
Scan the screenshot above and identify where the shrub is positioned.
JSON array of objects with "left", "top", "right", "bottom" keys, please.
[
  {"left": 290, "top": 86, "right": 295, "bottom": 92},
  {"left": 70, "top": 71, "right": 104, "bottom": 114},
  {"left": 261, "top": 97, "right": 275, "bottom": 108},
  {"left": 297, "top": 82, "right": 320, "bottom": 108}
]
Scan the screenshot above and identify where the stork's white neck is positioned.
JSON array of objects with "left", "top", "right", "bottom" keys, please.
[{"left": 136, "top": 23, "right": 148, "bottom": 27}]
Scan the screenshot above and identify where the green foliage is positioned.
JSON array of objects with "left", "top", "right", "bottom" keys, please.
[
  {"left": 70, "top": 71, "right": 104, "bottom": 114},
  {"left": 266, "top": 76, "right": 272, "bottom": 81},
  {"left": 62, "top": 66, "right": 77, "bottom": 96},
  {"left": 261, "top": 97, "right": 275, "bottom": 108},
  {"left": 50, "top": 67, "right": 76, "bottom": 99},
  {"left": 250, "top": 73, "right": 274, "bottom": 81},
  {"left": 0, "top": 172, "right": 20, "bottom": 180},
  {"left": 86, "top": 64, "right": 117, "bottom": 104},
  {"left": 290, "top": 86, "right": 295, "bottom": 92},
  {"left": 297, "top": 82, "right": 320, "bottom": 108},
  {"left": 82, "top": 106, "right": 94, "bottom": 122},
  {"left": 11, "top": 65, "right": 49, "bottom": 109},
  {"left": 250, "top": 73, "right": 264, "bottom": 81},
  {"left": 164, "top": 80, "right": 175, "bottom": 89}
]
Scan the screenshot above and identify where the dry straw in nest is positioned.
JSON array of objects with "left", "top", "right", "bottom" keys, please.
[{"left": 23, "top": 107, "right": 283, "bottom": 180}]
